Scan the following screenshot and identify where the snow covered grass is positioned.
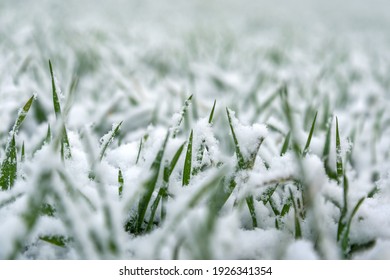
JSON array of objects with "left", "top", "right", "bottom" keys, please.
[{"left": 1, "top": 0, "right": 390, "bottom": 259}]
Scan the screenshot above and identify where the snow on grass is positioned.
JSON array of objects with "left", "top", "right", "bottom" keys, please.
[{"left": 1, "top": 0, "right": 390, "bottom": 259}]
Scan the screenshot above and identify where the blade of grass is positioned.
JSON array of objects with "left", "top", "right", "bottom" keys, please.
[
  {"left": 208, "top": 100, "right": 217, "bottom": 124},
  {"left": 337, "top": 174, "right": 349, "bottom": 241},
  {"left": 280, "top": 131, "right": 291, "bottom": 156},
  {"left": 341, "top": 197, "right": 365, "bottom": 258},
  {"left": 226, "top": 108, "right": 245, "bottom": 169},
  {"left": 302, "top": 111, "right": 318, "bottom": 156},
  {"left": 336, "top": 117, "right": 343, "bottom": 181},
  {"left": 246, "top": 196, "right": 257, "bottom": 228},
  {"left": 289, "top": 188, "right": 302, "bottom": 239},
  {"left": 118, "top": 169, "right": 124, "bottom": 197},
  {"left": 0, "top": 135, "right": 17, "bottom": 190},
  {"left": 136, "top": 131, "right": 169, "bottom": 234},
  {"left": 172, "top": 94, "right": 193, "bottom": 138},
  {"left": 99, "top": 121, "right": 123, "bottom": 161},
  {"left": 182, "top": 130, "right": 193, "bottom": 186}
]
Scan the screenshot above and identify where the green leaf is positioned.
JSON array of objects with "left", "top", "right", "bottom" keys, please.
[
  {"left": 164, "top": 142, "right": 186, "bottom": 182},
  {"left": 49, "top": 60, "right": 72, "bottom": 160},
  {"left": 342, "top": 197, "right": 365, "bottom": 258},
  {"left": 302, "top": 111, "right": 318, "bottom": 156},
  {"left": 226, "top": 108, "right": 245, "bottom": 169},
  {"left": 99, "top": 121, "right": 123, "bottom": 161},
  {"left": 172, "top": 94, "right": 193, "bottom": 138},
  {"left": 118, "top": 169, "right": 124, "bottom": 197},
  {"left": 336, "top": 117, "right": 343, "bottom": 181},
  {"left": 49, "top": 60, "right": 62, "bottom": 119},
  {"left": 208, "top": 100, "right": 217, "bottom": 124},
  {"left": 280, "top": 131, "right": 291, "bottom": 156},
  {"left": 337, "top": 174, "right": 349, "bottom": 241},
  {"left": 13, "top": 95, "right": 35, "bottom": 134},
  {"left": 289, "top": 188, "right": 302, "bottom": 239},
  {"left": 39, "top": 235, "right": 69, "bottom": 248},
  {"left": 136, "top": 131, "right": 169, "bottom": 234},
  {"left": 0, "top": 135, "right": 17, "bottom": 191},
  {"left": 246, "top": 196, "right": 257, "bottom": 228},
  {"left": 182, "top": 130, "right": 193, "bottom": 186}
]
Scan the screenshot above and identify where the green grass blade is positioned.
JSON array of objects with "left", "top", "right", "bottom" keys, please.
[
  {"left": 21, "top": 142, "right": 25, "bottom": 162},
  {"left": 172, "top": 94, "right": 193, "bottom": 138},
  {"left": 289, "top": 188, "right": 302, "bottom": 239},
  {"left": 39, "top": 235, "right": 68, "bottom": 248},
  {"left": 337, "top": 174, "right": 348, "bottom": 241},
  {"left": 342, "top": 197, "right": 365, "bottom": 258},
  {"left": 146, "top": 188, "right": 163, "bottom": 232},
  {"left": 164, "top": 141, "right": 186, "bottom": 182},
  {"left": 182, "top": 130, "right": 193, "bottom": 186},
  {"left": 135, "top": 138, "right": 143, "bottom": 164},
  {"left": 49, "top": 60, "right": 72, "bottom": 160},
  {"left": 208, "top": 100, "right": 217, "bottom": 124},
  {"left": 246, "top": 196, "right": 257, "bottom": 228},
  {"left": 99, "top": 121, "right": 123, "bottom": 161},
  {"left": 302, "top": 111, "right": 318, "bottom": 156},
  {"left": 0, "top": 135, "right": 17, "bottom": 190},
  {"left": 118, "top": 169, "right": 124, "bottom": 197},
  {"left": 0, "top": 193, "right": 23, "bottom": 209},
  {"left": 136, "top": 131, "right": 169, "bottom": 233},
  {"left": 336, "top": 117, "right": 343, "bottom": 181},
  {"left": 49, "top": 60, "right": 62, "bottom": 119},
  {"left": 13, "top": 95, "right": 35, "bottom": 134},
  {"left": 226, "top": 108, "right": 245, "bottom": 169},
  {"left": 280, "top": 131, "right": 291, "bottom": 156}
]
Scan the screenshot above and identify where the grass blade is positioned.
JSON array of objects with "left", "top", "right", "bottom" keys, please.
[
  {"left": 208, "top": 100, "right": 217, "bottom": 124},
  {"left": 342, "top": 197, "right": 365, "bottom": 258},
  {"left": 302, "top": 111, "right": 318, "bottom": 156},
  {"left": 0, "top": 136, "right": 17, "bottom": 190},
  {"left": 182, "top": 130, "right": 193, "bottom": 186},
  {"left": 289, "top": 188, "right": 302, "bottom": 239},
  {"left": 226, "top": 108, "right": 245, "bottom": 169},
  {"left": 246, "top": 196, "right": 257, "bottom": 228},
  {"left": 136, "top": 131, "right": 169, "bottom": 234},
  {"left": 49, "top": 60, "right": 62, "bottom": 119},
  {"left": 172, "top": 95, "right": 193, "bottom": 138},
  {"left": 280, "top": 131, "right": 291, "bottom": 156},
  {"left": 336, "top": 117, "right": 343, "bottom": 181},
  {"left": 99, "top": 121, "right": 123, "bottom": 161},
  {"left": 118, "top": 169, "right": 124, "bottom": 197}
]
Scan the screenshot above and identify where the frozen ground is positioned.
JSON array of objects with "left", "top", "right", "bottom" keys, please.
[{"left": 1, "top": 0, "right": 390, "bottom": 259}]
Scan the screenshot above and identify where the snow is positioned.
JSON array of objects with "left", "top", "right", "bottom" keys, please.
[{"left": 1, "top": 0, "right": 390, "bottom": 260}]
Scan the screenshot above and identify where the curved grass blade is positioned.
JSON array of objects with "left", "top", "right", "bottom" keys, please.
[
  {"left": 136, "top": 131, "right": 169, "bottom": 234},
  {"left": 302, "top": 111, "right": 318, "bottom": 156},
  {"left": 99, "top": 121, "right": 123, "bottom": 162},
  {"left": 172, "top": 94, "right": 193, "bottom": 138},
  {"left": 342, "top": 197, "right": 365, "bottom": 258}
]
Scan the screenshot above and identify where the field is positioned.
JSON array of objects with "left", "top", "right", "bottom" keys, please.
[{"left": 1, "top": 0, "right": 390, "bottom": 259}]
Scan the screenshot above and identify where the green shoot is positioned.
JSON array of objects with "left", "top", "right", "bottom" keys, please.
[
  {"left": 99, "top": 121, "right": 123, "bottom": 162},
  {"left": 182, "top": 130, "right": 193, "bottom": 186}
]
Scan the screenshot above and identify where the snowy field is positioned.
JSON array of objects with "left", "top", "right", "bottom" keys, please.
[{"left": 1, "top": 0, "right": 390, "bottom": 259}]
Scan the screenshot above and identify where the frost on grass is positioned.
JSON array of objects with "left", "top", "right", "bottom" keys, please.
[{"left": 1, "top": 0, "right": 390, "bottom": 260}]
